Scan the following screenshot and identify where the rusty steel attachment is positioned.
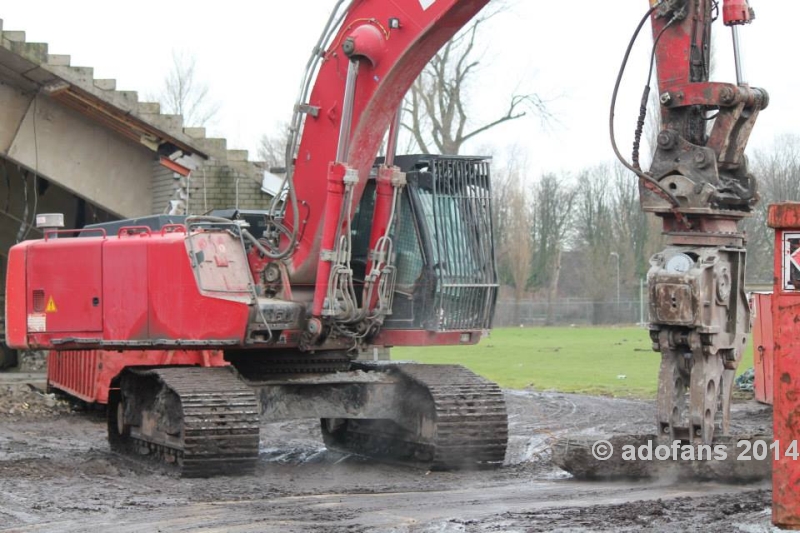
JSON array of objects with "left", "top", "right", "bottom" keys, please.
[
  {"left": 647, "top": 226, "right": 749, "bottom": 445},
  {"left": 635, "top": 0, "right": 765, "bottom": 447}
]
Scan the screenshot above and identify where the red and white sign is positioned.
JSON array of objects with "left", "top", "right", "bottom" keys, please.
[{"left": 783, "top": 232, "right": 800, "bottom": 290}]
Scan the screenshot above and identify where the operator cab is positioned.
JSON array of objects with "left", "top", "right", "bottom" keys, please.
[{"left": 351, "top": 155, "right": 497, "bottom": 332}]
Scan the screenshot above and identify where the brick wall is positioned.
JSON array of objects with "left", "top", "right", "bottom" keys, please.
[
  {"left": 151, "top": 160, "right": 176, "bottom": 214},
  {"left": 150, "top": 152, "right": 273, "bottom": 216}
]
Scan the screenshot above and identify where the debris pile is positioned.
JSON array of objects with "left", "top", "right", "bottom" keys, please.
[{"left": 0, "top": 383, "right": 72, "bottom": 418}]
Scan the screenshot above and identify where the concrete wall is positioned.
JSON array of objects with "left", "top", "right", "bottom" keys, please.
[
  {"left": 0, "top": 82, "right": 31, "bottom": 154},
  {"left": 0, "top": 157, "right": 115, "bottom": 257},
  {"left": 3, "top": 93, "right": 154, "bottom": 218}
]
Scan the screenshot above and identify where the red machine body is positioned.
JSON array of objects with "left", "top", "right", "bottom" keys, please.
[
  {"left": 767, "top": 203, "right": 800, "bottom": 528},
  {"left": 723, "top": 0, "right": 755, "bottom": 25},
  {"left": 6, "top": 229, "right": 253, "bottom": 351}
]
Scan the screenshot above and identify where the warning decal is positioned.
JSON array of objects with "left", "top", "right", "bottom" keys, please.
[
  {"left": 28, "top": 314, "right": 46, "bottom": 332},
  {"left": 419, "top": 0, "right": 436, "bottom": 10},
  {"left": 45, "top": 296, "right": 57, "bottom": 313}
]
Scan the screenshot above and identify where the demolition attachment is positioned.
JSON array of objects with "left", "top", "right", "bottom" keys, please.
[{"left": 625, "top": 0, "right": 767, "bottom": 445}]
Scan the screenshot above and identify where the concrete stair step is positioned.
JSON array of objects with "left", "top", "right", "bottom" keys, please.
[
  {"left": 11, "top": 41, "right": 48, "bottom": 64},
  {"left": 139, "top": 112, "right": 184, "bottom": 134},
  {"left": 93, "top": 79, "right": 116, "bottom": 91},
  {"left": 194, "top": 138, "right": 228, "bottom": 159},
  {"left": 183, "top": 127, "right": 206, "bottom": 140},
  {"left": 111, "top": 90, "right": 139, "bottom": 108},
  {"left": 137, "top": 102, "right": 161, "bottom": 114},
  {"left": 227, "top": 149, "right": 249, "bottom": 162},
  {"left": 3, "top": 30, "right": 25, "bottom": 43},
  {"left": 46, "top": 54, "right": 70, "bottom": 66},
  {"left": 51, "top": 65, "right": 94, "bottom": 85}
]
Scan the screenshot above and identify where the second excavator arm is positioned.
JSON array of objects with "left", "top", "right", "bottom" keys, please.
[{"left": 635, "top": 0, "right": 767, "bottom": 444}]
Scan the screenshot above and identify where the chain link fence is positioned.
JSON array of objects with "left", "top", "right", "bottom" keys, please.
[{"left": 494, "top": 297, "right": 649, "bottom": 327}]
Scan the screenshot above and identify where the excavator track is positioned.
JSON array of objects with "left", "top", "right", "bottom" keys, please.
[
  {"left": 321, "top": 364, "right": 508, "bottom": 469},
  {"left": 108, "top": 367, "right": 260, "bottom": 478}
]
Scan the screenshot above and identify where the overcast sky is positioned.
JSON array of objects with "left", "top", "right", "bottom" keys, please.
[{"left": 2, "top": 1, "right": 797, "bottom": 180}]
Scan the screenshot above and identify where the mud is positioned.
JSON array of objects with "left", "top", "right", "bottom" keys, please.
[{"left": 0, "top": 377, "right": 777, "bottom": 532}]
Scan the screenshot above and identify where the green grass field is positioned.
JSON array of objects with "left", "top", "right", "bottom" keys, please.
[{"left": 394, "top": 327, "right": 754, "bottom": 399}]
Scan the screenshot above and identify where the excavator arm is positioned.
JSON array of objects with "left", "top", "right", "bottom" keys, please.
[
  {"left": 280, "top": 0, "right": 490, "bottom": 281},
  {"left": 639, "top": 0, "right": 767, "bottom": 444}
]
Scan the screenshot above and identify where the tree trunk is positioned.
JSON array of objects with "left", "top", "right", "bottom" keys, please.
[
  {"left": 513, "top": 286, "right": 524, "bottom": 326},
  {"left": 545, "top": 248, "right": 562, "bottom": 326}
]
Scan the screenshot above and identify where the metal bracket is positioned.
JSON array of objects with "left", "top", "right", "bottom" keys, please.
[
  {"left": 391, "top": 170, "right": 407, "bottom": 188},
  {"left": 368, "top": 250, "right": 386, "bottom": 263},
  {"left": 343, "top": 168, "right": 359, "bottom": 185},
  {"left": 296, "top": 103, "right": 320, "bottom": 117}
]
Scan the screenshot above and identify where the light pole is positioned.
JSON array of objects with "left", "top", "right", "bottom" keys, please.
[{"left": 610, "top": 252, "right": 620, "bottom": 321}]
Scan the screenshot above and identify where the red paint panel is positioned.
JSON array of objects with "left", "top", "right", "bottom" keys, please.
[
  {"left": 47, "top": 349, "right": 226, "bottom": 404},
  {"left": 102, "top": 236, "right": 149, "bottom": 340},
  {"left": 751, "top": 293, "right": 774, "bottom": 405},
  {"left": 9, "top": 231, "right": 252, "bottom": 349},
  {"left": 768, "top": 203, "right": 800, "bottom": 528},
  {"left": 26, "top": 237, "right": 103, "bottom": 333},
  {"left": 147, "top": 234, "right": 250, "bottom": 342},
  {"left": 6, "top": 244, "right": 29, "bottom": 348},
  {"left": 768, "top": 202, "right": 800, "bottom": 229}
]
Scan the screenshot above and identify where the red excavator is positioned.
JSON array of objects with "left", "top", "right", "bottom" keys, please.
[{"left": 5, "top": 0, "right": 766, "bottom": 479}]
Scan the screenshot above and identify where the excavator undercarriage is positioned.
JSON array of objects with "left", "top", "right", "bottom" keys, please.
[{"left": 108, "top": 363, "right": 507, "bottom": 477}]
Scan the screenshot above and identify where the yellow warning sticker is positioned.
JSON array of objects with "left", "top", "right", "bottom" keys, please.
[{"left": 45, "top": 296, "right": 57, "bottom": 313}]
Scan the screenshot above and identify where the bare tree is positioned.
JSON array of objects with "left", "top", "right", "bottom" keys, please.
[
  {"left": 258, "top": 122, "right": 291, "bottom": 171},
  {"left": 572, "top": 164, "right": 617, "bottom": 323},
  {"left": 610, "top": 163, "right": 663, "bottom": 281},
  {"left": 402, "top": 11, "right": 550, "bottom": 155},
  {"left": 530, "top": 173, "right": 576, "bottom": 325},
  {"left": 158, "top": 51, "right": 220, "bottom": 127},
  {"left": 492, "top": 148, "right": 533, "bottom": 324},
  {"left": 744, "top": 134, "right": 800, "bottom": 283},
  {"left": 571, "top": 162, "right": 664, "bottom": 323}
]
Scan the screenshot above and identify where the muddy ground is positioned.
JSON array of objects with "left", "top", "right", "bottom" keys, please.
[{"left": 0, "top": 376, "right": 778, "bottom": 532}]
